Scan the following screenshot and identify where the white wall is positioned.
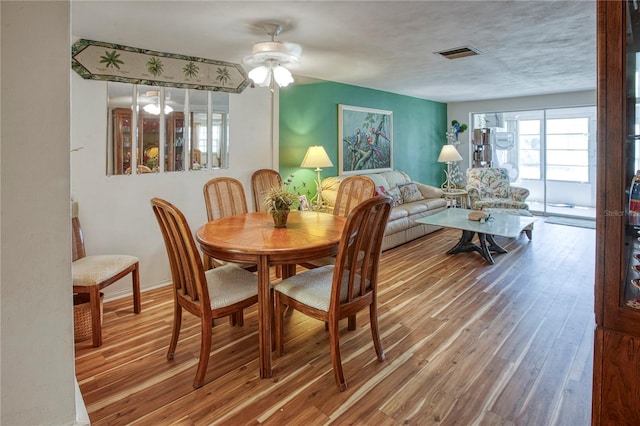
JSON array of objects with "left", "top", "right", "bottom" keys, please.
[
  {"left": 1, "top": 1, "right": 78, "bottom": 424},
  {"left": 71, "top": 74, "right": 276, "bottom": 300}
]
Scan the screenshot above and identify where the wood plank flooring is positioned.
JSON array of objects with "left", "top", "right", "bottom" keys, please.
[{"left": 75, "top": 220, "right": 595, "bottom": 425}]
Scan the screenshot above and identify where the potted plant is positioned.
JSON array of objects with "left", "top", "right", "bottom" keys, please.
[
  {"left": 263, "top": 186, "right": 297, "bottom": 228},
  {"left": 451, "top": 120, "right": 468, "bottom": 141}
]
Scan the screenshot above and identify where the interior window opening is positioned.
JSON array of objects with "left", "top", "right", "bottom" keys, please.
[{"left": 107, "top": 83, "right": 229, "bottom": 175}]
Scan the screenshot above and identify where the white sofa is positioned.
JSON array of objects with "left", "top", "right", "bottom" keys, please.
[{"left": 321, "top": 170, "right": 447, "bottom": 251}]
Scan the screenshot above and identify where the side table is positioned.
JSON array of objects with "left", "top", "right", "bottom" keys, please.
[{"left": 442, "top": 189, "right": 468, "bottom": 209}]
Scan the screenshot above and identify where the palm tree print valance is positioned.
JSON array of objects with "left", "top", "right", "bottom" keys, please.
[{"left": 72, "top": 39, "right": 250, "bottom": 93}]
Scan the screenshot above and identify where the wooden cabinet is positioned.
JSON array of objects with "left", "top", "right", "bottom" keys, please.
[
  {"left": 112, "top": 109, "right": 132, "bottom": 174},
  {"left": 166, "top": 114, "right": 185, "bottom": 171},
  {"left": 138, "top": 112, "right": 160, "bottom": 171},
  {"left": 112, "top": 109, "right": 186, "bottom": 174},
  {"left": 593, "top": 1, "right": 640, "bottom": 423}
]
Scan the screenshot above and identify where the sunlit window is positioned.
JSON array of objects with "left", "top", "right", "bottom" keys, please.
[
  {"left": 546, "top": 118, "right": 589, "bottom": 182},
  {"left": 519, "top": 120, "right": 541, "bottom": 180}
]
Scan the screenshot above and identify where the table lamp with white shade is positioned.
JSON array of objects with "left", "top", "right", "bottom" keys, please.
[
  {"left": 437, "top": 144, "right": 463, "bottom": 192},
  {"left": 300, "top": 145, "right": 333, "bottom": 208}
]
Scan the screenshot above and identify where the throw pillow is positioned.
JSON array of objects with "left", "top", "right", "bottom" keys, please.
[
  {"left": 399, "top": 183, "right": 424, "bottom": 203},
  {"left": 386, "top": 187, "right": 403, "bottom": 206},
  {"left": 374, "top": 185, "right": 387, "bottom": 196}
]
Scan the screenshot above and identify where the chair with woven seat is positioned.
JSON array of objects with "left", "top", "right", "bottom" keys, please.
[
  {"left": 251, "top": 169, "right": 283, "bottom": 212},
  {"left": 251, "top": 169, "right": 286, "bottom": 278},
  {"left": 300, "top": 175, "right": 376, "bottom": 331},
  {"left": 151, "top": 197, "right": 259, "bottom": 389},
  {"left": 274, "top": 195, "right": 392, "bottom": 391},
  {"left": 203, "top": 176, "right": 250, "bottom": 221},
  {"left": 300, "top": 175, "right": 376, "bottom": 270},
  {"left": 202, "top": 177, "right": 257, "bottom": 271},
  {"left": 203, "top": 177, "right": 257, "bottom": 325},
  {"left": 331, "top": 175, "right": 376, "bottom": 217},
  {"left": 72, "top": 202, "right": 140, "bottom": 347}
]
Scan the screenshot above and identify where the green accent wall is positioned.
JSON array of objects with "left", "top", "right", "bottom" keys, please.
[{"left": 279, "top": 81, "right": 447, "bottom": 199}]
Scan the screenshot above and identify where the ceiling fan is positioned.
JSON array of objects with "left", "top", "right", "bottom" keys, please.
[{"left": 242, "top": 23, "right": 302, "bottom": 88}]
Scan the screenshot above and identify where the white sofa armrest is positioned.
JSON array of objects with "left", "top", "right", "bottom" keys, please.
[{"left": 416, "top": 182, "right": 444, "bottom": 199}]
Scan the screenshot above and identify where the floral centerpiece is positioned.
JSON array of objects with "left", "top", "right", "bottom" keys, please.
[{"left": 263, "top": 186, "right": 297, "bottom": 228}]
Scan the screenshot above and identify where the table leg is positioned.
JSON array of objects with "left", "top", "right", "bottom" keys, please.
[
  {"left": 257, "top": 255, "right": 272, "bottom": 379},
  {"left": 477, "top": 233, "right": 495, "bottom": 264},
  {"left": 447, "top": 231, "right": 508, "bottom": 264},
  {"left": 486, "top": 234, "right": 508, "bottom": 254},
  {"left": 447, "top": 230, "right": 479, "bottom": 254},
  {"left": 281, "top": 264, "right": 297, "bottom": 279}
]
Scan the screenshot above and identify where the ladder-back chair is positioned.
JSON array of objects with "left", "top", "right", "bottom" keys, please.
[
  {"left": 299, "top": 175, "right": 376, "bottom": 274},
  {"left": 274, "top": 195, "right": 392, "bottom": 391},
  {"left": 151, "top": 197, "right": 259, "bottom": 388},
  {"left": 251, "top": 169, "right": 283, "bottom": 212},
  {"left": 332, "top": 175, "right": 376, "bottom": 217},
  {"left": 202, "top": 177, "right": 256, "bottom": 271}
]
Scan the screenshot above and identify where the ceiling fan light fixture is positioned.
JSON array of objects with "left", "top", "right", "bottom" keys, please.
[
  {"left": 248, "top": 65, "right": 272, "bottom": 87},
  {"left": 142, "top": 103, "right": 173, "bottom": 115},
  {"left": 273, "top": 65, "right": 293, "bottom": 87},
  {"left": 242, "top": 23, "right": 301, "bottom": 89}
]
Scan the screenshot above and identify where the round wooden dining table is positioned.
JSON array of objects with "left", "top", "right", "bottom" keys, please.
[{"left": 195, "top": 210, "right": 347, "bottom": 379}]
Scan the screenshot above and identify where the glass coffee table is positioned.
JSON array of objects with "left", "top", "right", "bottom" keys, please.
[{"left": 416, "top": 208, "right": 536, "bottom": 264}]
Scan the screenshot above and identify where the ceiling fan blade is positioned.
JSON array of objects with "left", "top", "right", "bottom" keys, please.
[{"left": 282, "top": 42, "right": 302, "bottom": 57}]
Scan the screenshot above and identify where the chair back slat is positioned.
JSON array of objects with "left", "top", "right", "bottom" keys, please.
[
  {"left": 251, "top": 169, "right": 283, "bottom": 212},
  {"left": 72, "top": 217, "right": 86, "bottom": 261},
  {"left": 333, "top": 176, "right": 375, "bottom": 217},
  {"left": 203, "top": 177, "right": 248, "bottom": 221},
  {"left": 151, "top": 198, "right": 210, "bottom": 311},
  {"left": 331, "top": 195, "right": 392, "bottom": 314}
]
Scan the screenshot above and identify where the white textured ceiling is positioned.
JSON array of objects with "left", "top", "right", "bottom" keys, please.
[{"left": 71, "top": 0, "right": 596, "bottom": 103}]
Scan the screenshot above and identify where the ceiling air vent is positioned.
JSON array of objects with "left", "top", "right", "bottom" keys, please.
[{"left": 436, "top": 45, "right": 481, "bottom": 60}]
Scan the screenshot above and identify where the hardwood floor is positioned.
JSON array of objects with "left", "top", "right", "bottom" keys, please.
[{"left": 75, "top": 220, "right": 595, "bottom": 425}]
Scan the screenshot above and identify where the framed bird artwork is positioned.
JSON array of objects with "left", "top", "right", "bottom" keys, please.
[{"left": 338, "top": 104, "right": 393, "bottom": 175}]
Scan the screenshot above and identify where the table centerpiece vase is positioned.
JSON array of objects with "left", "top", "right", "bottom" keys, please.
[{"left": 263, "top": 186, "right": 296, "bottom": 228}]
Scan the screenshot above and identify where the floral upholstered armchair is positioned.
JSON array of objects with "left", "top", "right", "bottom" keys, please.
[{"left": 465, "top": 168, "right": 530, "bottom": 210}]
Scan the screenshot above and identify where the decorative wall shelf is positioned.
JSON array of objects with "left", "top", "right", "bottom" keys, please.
[{"left": 72, "top": 39, "right": 250, "bottom": 93}]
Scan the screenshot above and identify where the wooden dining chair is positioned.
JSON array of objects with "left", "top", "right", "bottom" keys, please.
[
  {"left": 72, "top": 202, "right": 140, "bottom": 347},
  {"left": 299, "top": 175, "right": 376, "bottom": 275},
  {"left": 332, "top": 175, "right": 376, "bottom": 217},
  {"left": 202, "top": 177, "right": 256, "bottom": 270},
  {"left": 202, "top": 177, "right": 257, "bottom": 326},
  {"left": 274, "top": 195, "right": 392, "bottom": 391},
  {"left": 251, "top": 169, "right": 287, "bottom": 278},
  {"left": 203, "top": 176, "right": 249, "bottom": 221},
  {"left": 151, "top": 197, "right": 259, "bottom": 389},
  {"left": 251, "top": 169, "right": 283, "bottom": 212}
]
